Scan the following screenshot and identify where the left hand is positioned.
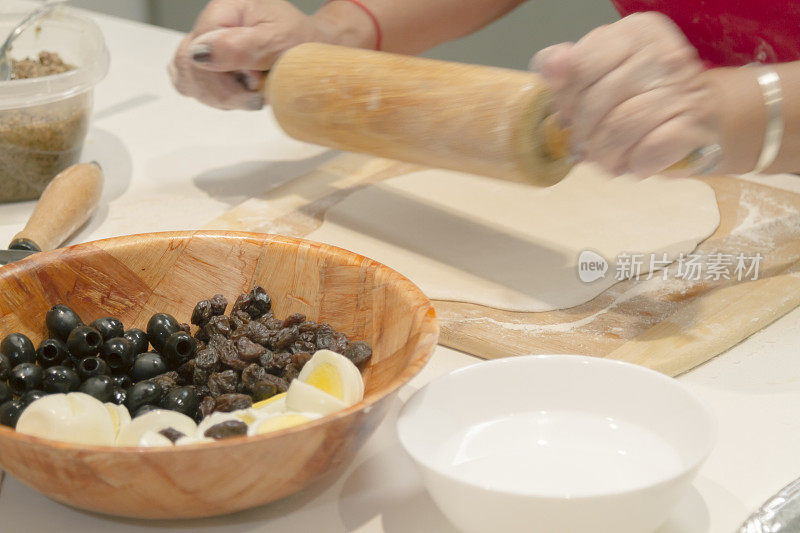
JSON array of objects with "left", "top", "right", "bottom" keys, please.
[{"left": 532, "top": 12, "right": 719, "bottom": 177}]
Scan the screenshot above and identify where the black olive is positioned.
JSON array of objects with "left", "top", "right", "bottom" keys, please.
[
  {"left": 134, "top": 404, "right": 161, "bottom": 418},
  {"left": 1, "top": 333, "right": 35, "bottom": 366},
  {"left": 161, "top": 386, "right": 199, "bottom": 417},
  {"left": 99, "top": 337, "right": 134, "bottom": 373},
  {"left": 79, "top": 376, "right": 114, "bottom": 402},
  {"left": 19, "top": 389, "right": 47, "bottom": 406},
  {"left": 77, "top": 356, "right": 109, "bottom": 381},
  {"left": 90, "top": 317, "right": 124, "bottom": 342},
  {"left": 0, "top": 353, "right": 9, "bottom": 381},
  {"left": 45, "top": 304, "right": 83, "bottom": 342},
  {"left": 126, "top": 381, "right": 163, "bottom": 413},
  {"left": 146, "top": 313, "right": 180, "bottom": 352},
  {"left": 36, "top": 338, "right": 68, "bottom": 368},
  {"left": 110, "top": 374, "right": 133, "bottom": 389},
  {"left": 123, "top": 328, "right": 148, "bottom": 356},
  {"left": 0, "top": 382, "right": 10, "bottom": 404},
  {"left": 9, "top": 363, "right": 43, "bottom": 395},
  {"left": 0, "top": 400, "right": 24, "bottom": 428},
  {"left": 130, "top": 352, "right": 168, "bottom": 381},
  {"left": 66, "top": 326, "right": 103, "bottom": 362},
  {"left": 42, "top": 365, "right": 81, "bottom": 394},
  {"left": 110, "top": 386, "right": 127, "bottom": 405},
  {"left": 163, "top": 331, "right": 197, "bottom": 369}
]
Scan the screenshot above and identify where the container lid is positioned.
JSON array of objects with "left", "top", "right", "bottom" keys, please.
[{"left": 0, "top": 6, "right": 109, "bottom": 110}]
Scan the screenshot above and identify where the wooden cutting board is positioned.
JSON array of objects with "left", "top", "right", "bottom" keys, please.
[{"left": 205, "top": 153, "right": 800, "bottom": 376}]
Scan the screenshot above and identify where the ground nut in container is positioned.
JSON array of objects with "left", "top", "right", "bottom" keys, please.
[{"left": 0, "top": 6, "right": 108, "bottom": 203}]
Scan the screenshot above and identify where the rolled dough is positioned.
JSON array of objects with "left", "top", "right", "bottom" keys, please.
[{"left": 305, "top": 164, "right": 720, "bottom": 312}]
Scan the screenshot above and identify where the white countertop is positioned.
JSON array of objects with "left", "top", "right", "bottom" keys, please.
[{"left": 2, "top": 5, "right": 800, "bottom": 532}]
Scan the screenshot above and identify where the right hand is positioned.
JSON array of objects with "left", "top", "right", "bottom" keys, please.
[{"left": 169, "top": 0, "right": 338, "bottom": 111}]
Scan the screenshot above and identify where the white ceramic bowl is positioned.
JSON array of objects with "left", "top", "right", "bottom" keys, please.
[{"left": 397, "top": 354, "right": 716, "bottom": 533}]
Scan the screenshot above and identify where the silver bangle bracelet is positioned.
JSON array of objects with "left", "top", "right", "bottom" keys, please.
[{"left": 749, "top": 68, "right": 783, "bottom": 174}]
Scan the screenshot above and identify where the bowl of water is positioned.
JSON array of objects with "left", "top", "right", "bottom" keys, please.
[{"left": 397, "top": 354, "right": 716, "bottom": 533}]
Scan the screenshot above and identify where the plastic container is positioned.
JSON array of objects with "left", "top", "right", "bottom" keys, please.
[{"left": 0, "top": 6, "right": 109, "bottom": 203}]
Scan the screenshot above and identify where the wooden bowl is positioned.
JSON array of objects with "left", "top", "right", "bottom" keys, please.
[{"left": 0, "top": 231, "right": 438, "bottom": 518}]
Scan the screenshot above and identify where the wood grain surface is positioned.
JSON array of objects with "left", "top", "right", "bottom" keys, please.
[
  {"left": 0, "top": 231, "right": 439, "bottom": 518},
  {"left": 206, "top": 153, "right": 800, "bottom": 376}
]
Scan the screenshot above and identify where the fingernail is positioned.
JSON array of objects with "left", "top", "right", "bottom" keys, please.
[
  {"left": 246, "top": 96, "right": 264, "bottom": 110},
  {"left": 190, "top": 43, "right": 212, "bottom": 63}
]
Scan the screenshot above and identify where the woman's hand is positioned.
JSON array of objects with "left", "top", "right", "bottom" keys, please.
[
  {"left": 532, "top": 12, "right": 719, "bottom": 177},
  {"left": 169, "top": 0, "right": 374, "bottom": 111}
]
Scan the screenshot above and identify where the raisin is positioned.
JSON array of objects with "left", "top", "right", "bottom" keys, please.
[
  {"left": 145, "top": 371, "right": 179, "bottom": 397},
  {"left": 214, "top": 393, "right": 252, "bottom": 412},
  {"left": 315, "top": 324, "right": 336, "bottom": 350},
  {"left": 176, "top": 359, "right": 196, "bottom": 384},
  {"left": 192, "top": 367, "right": 210, "bottom": 386},
  {"left": 194, "top": 328, "right": 209, "bottom": 343},
  {"left": 240, "top": 363, "right": 267, "bottom": 394},
  {"left": 191, "top": 299, "right": 213, "bottom": 327},
  {"left": 330, "top": 332, "right": 348, "bottom": 353},
  {"left": 258, "top": 349, "right": 275, "bottom": 368},
  {"left": 274, "top": 326, "right": 299, "bottom": 350},
  {"left": 251, "top": 380, "right": 278, "bottom": 401},
  {"left": 204, "top": 315, "right": 232, "bottom": 338},
  {"left": 208, "top": 370, "right": 239, "bottom": 397},
  {"left": 260, "top": 316, "right": 284, "bottom": 331},
  {"left": 209, "top": 294, "right": 228, "bottom": 316},
  {"left": 232, "top": 321, "right": 271, "bottom": 346},
  {"left": 195, "top": 384, "right": 210, "bottom": 399},
  {"left": 195, "top": 347, "right": 220, "bottom": 371},
  {"left": 262, "top": 374, "right": 289, "bottom": 393},
  {"left": 264, "top": 351, "right": 291, "bottom": 375},
  {"left": 230, "top": 309, "right": 250, "bottom": 330},
  {"left": 159, "top": 427, "right": 186, "bottom": 443},
  {"left": 219, "top": 341, "right": 249, "bottom": 371},
  {"left": 198, "top": 395, "right": 216, "bottom": 418},
  {"left": 204, "top": 419, "right": 248, "bottom": 440},
  {"left": 344, "top": 342, "right": 373, "bottom": 366},
  {"left": 179, "top": 323, "right": 191, "bottom": 334},
  {"left": 282, "top": 363, "right": 300, "bottom": 382},
  {"left": 298, "top": 321, "right": 319, "bottom": 333},
  {"left": 299, "top": 331, "right": 315, "bottom": 343},
  {"left": 235, "top": 337, "right": 265, "bottom": 361},
  {"left": 290, "top": 340, "right": 316, "bottom": 354},
  {"left": 282, "top": 313, "right": 306, "bottom": 328},
  {"left": 245, "top": 286, "right": 272, "bottom": 319},
  {"left": 291, "top": 352, "right": 312, "bottom": 368}
]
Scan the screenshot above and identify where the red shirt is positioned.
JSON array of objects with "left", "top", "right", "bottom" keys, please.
[{"left": 611, "top": 0, "right": 800, "bottom": 67}]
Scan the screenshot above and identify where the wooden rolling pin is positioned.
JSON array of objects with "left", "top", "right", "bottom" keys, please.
[
  {"left": 268, "top": 43, "right": 699, "bottom": 186},
  {"left": 9, "top": 162, "right": 104, "bottom": 252}
]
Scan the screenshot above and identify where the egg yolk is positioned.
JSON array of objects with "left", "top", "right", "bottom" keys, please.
[
  {"left": 304, "top": 363, "right": 344, "bottom": 400},
  {"left": 252, "top": 392, "right": 287, "bottom": 410},
  {"left": 256, "top": 414, "right": 311, "bottom": 434}
]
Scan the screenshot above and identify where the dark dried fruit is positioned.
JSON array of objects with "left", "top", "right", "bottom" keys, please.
[
  {"left": 195, "top": 384, "right": 210, "bottom": 399},
  {"left": 290, "top": 340, "right": 316, "bottom": 354},
  {"left": 191, "top": 299, "right": 213, "bottom": 326},
  {"left": 330, "top": 332, "right": 348, "bottom": 353},
  {"left": 230, "top": 309, "right": 250, "bottom": 330},
  {"left": 179, "top": 323, "right": 191, "bottom": 334},
  {"left": 315, "top": 324, "right": 336, "bottom": 351},
  {"left": 245, "top": 286, "right": 271, "bottom": 318},
  {"left": 204, "top": 419, "right": 247, "bottom": 440},
  {"left": 344, "top": 341, "right": 373, "bottom": 366},
  {"left": 274, "top": 326, "right": 299, "bottom": 351},
  {"left": 145, "top": 371, "right": 179, "bottom": 399},
  {"left": 218, "top": 340, "right": 248, "bottom": 371},
  {"left": 193, "top": 366, "right": 210, "bottom": 386},
  {"left": 176, "top": 359, "right": 196, "bottom": 383},
  {"left": 204, "top": 315, "right": 232, "bottom": 338},
  {"left": 251, "top": 381, "right": 278, "bottom": 402},
  {"left": 261, "top": 316, "right": 284, "bottom": 330},
  {"left": 291, "top": 352, "right": 313, "bottom": 368},
  {"left": 159, "top": 427, "right": 186, "bottom": 443},
  {"left": 240, "top": 364, "right": 267, "bottom": 394},
  {"left": 232, "top": 321, "right": 271, "bottom": 346},
  {"left": 208, "top": 370, "right": 239, "bottom": 397},
  {"left": 235, "top": 337, "right": 264, "bottom": 361},
  {"left": 282, "top": 364, "right": 300, "bottom": 382},
  {"left": 198, "top": 395, "right": 216, "bottom": 418},
  {"left": 282, "top": 313, "right": 305, "bottom": 328},
  {"left": 257, "top": 349, "right": 275, "bottom": 369},
  {"left": 257, "top": 374, "right": 289, "bottom": 395},
  {"left": 214, "top": 393, "right": 252, "bottom": 412},
  {"left": 264, "top": 351, "right": 292, "bottom": 375},
  {"left": 209, "top": 294, "right": 228, "bottom": 316},
  {"left": 298, "top": 321, "right": 319, "bottom": 333},
  {"left": 194, "top": 347, "right": 220, "bottom": 371}
]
